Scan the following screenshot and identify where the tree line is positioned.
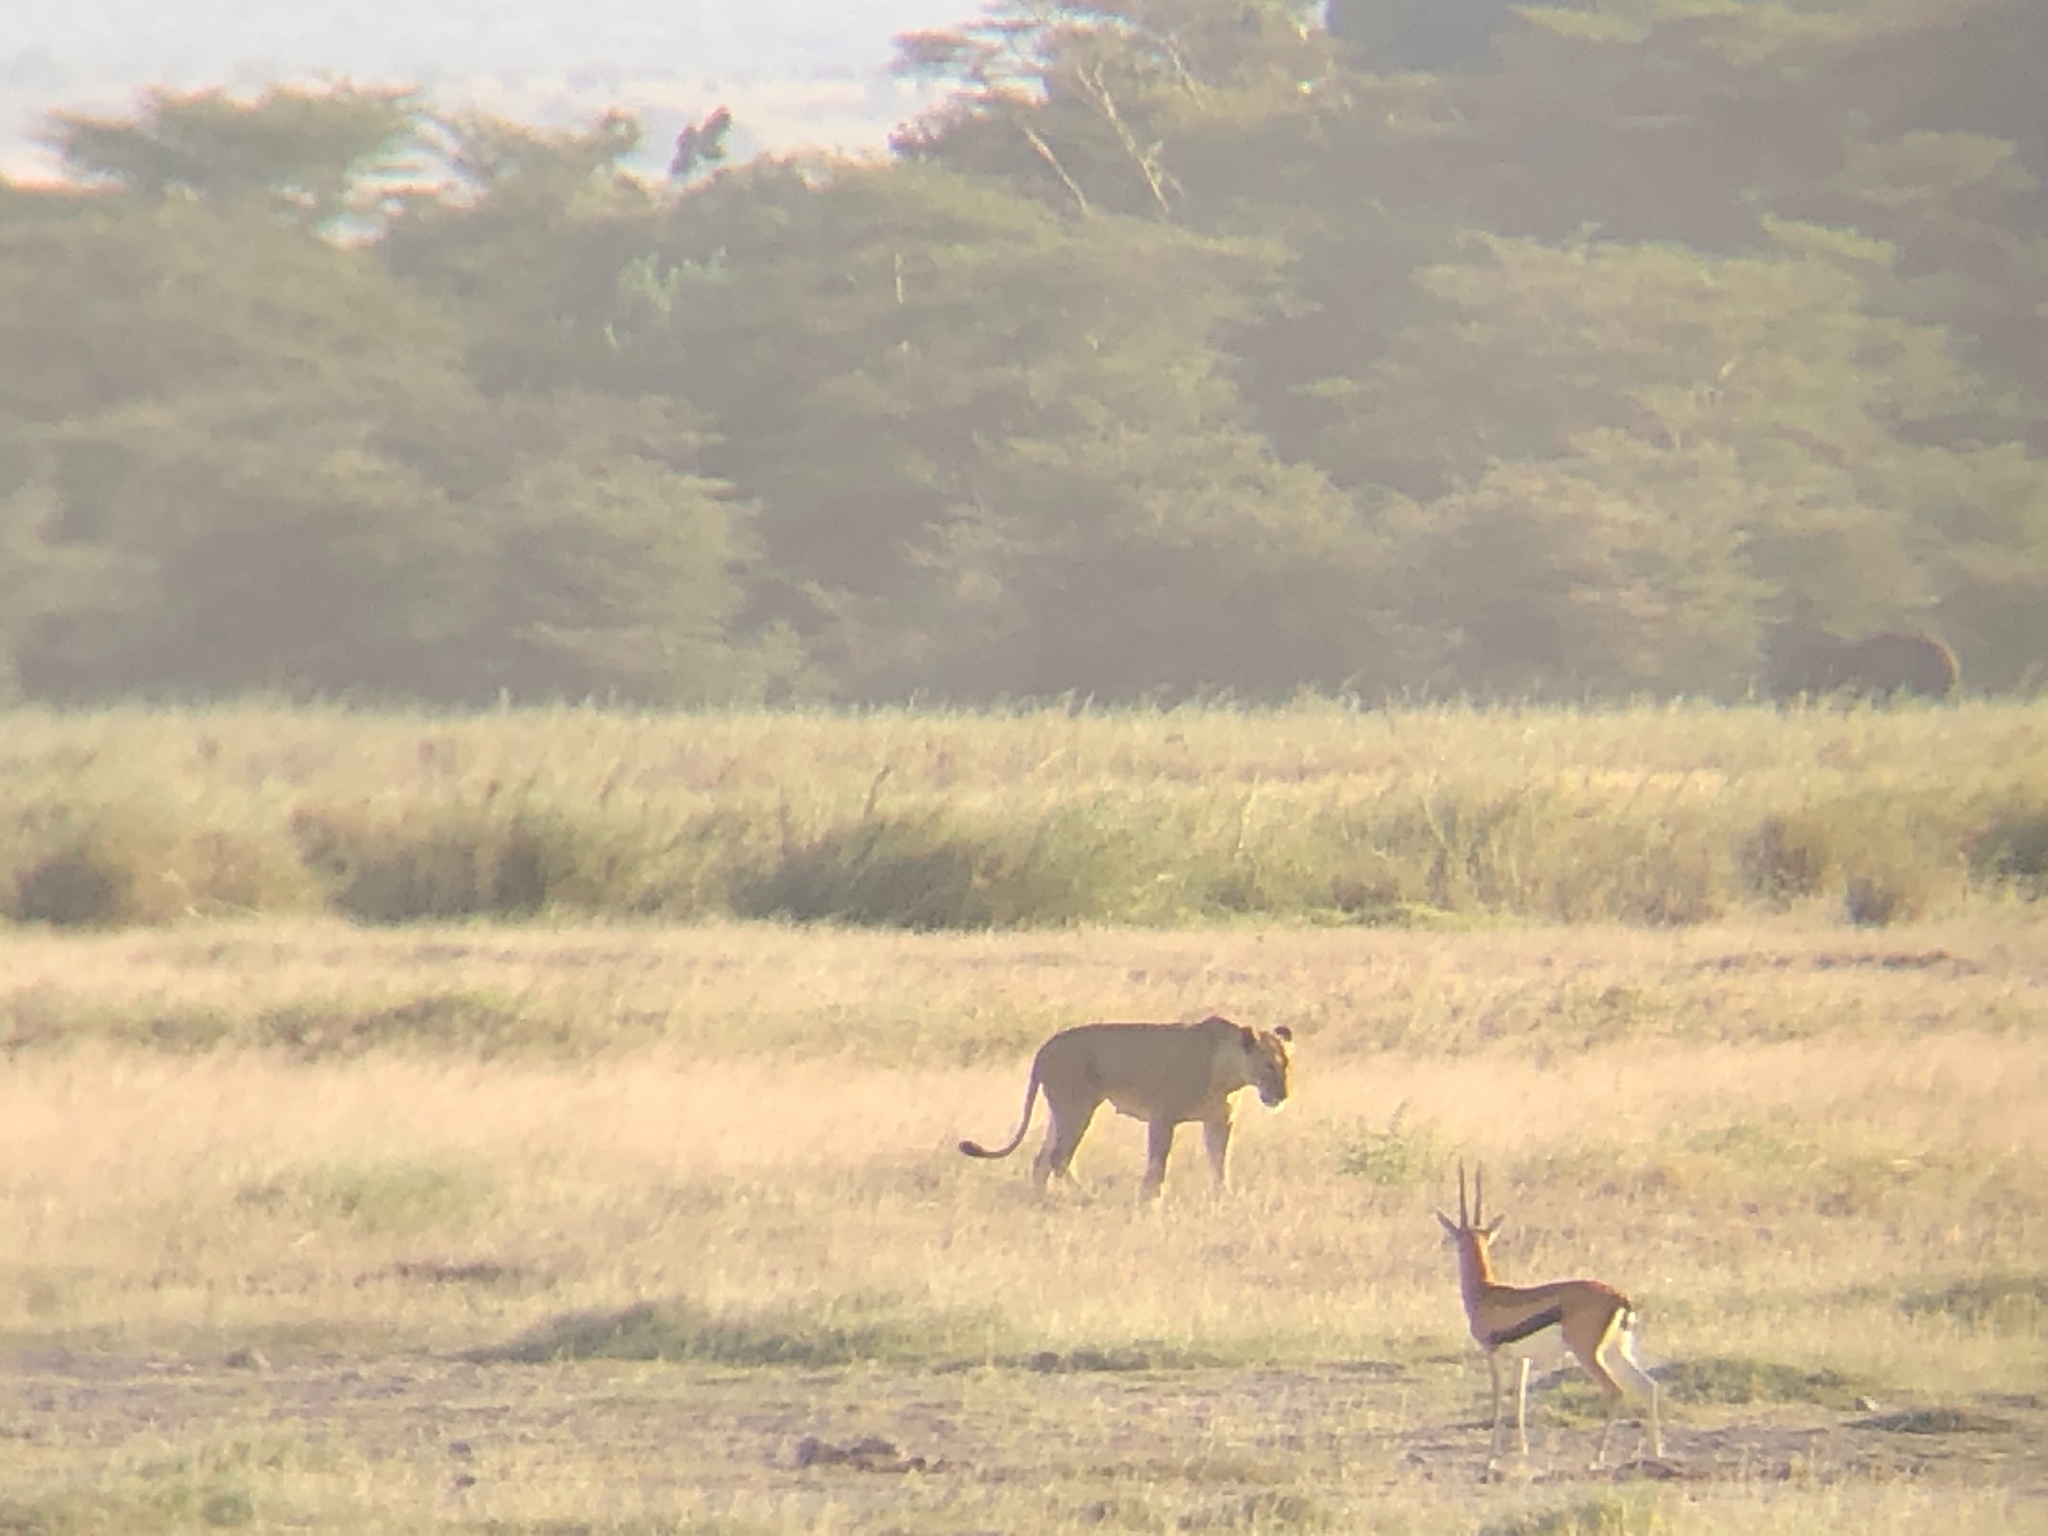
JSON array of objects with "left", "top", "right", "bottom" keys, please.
[{"left": 1, "top": 0, "right": 2043, "bottom": 707}]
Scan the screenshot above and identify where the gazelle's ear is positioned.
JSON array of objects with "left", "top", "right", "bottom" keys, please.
[
  {"left": 1435, "top": 1211, "right": 1459, "bottom": 1236},
  {"left": 1482, "top": 1216, "right": 1506, "bottom": 1239}
]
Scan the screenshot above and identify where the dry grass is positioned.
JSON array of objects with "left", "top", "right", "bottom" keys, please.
[{"left": 1, "top": 916, "right": 2044, "bottom": 1531}]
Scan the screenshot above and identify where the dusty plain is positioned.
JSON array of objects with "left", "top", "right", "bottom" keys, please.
[{"left": 0, "top": 915, "right": 2043, "bottom": 1533}]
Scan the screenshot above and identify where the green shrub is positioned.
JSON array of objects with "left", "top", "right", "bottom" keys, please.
[{"left": 1338, "top": 1106, "right": 1450, "bottom": 1187}]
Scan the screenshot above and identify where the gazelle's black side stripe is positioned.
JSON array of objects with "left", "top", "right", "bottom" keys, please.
[{"left": 1486, "top": 1306, "right": 1564, "bottom": 1348}]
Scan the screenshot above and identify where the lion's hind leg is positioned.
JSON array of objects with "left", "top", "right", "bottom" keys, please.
[{"left": 1033, "top": 1095, "right": 1099, "bottom": 1193}]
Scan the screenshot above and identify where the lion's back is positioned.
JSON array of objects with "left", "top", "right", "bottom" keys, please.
[{"left": 1040, "top": 1020, "right": 1220, "bottom": 1111}]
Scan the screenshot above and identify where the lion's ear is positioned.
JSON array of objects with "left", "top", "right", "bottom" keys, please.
[
  {"left": 1238, "top": 1025, "right": 1257, "bottom": 1049},
  {"left": 1273, "top": 1025, "right": 1293, "bottom": 1042}
]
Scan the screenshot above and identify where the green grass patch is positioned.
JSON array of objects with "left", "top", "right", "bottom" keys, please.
[
  {"left": 236, "top": 1159, "right": 492, "bottom": 1237},
  {"left": 1655, "top": 1355, "right": 1871, "bottom": 1409},
  {"left": 1178, "top": 1489, "right": 1337, "bottom": 1530},
  {"left": 1851, "top": 1406, "right": 2017, "bottom": 1435},
  {"left": 471, "top": 1295, "right": 1012, "bottom": 1369},
  {"left": 1337, "top": 1105, "right": 1451, "bottom": 1188},
  {"left": 0, "top": 989, "right": 591, "bottom": 1063},
  {"left": 471, "top": 1295, "right": 1238, "bottom": 1373},
  {"left": 0, "top": 1488, "right": 249, "bottom": 1535},
  {"left": 1900, "top": 1274, "right": 2048, "bottom": 1334},
  {"left": 255, "top": 991, "right": 564, "bottom": 1060},
  {"left": 1480, "top": 1492, "right": 1661, "bottom": 1536}
]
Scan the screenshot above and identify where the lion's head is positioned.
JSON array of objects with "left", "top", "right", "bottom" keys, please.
[{"left": 1210, "top": 1017, "right": 1293, "bottom": 1108}]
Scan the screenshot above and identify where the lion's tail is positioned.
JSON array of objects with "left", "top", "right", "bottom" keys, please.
[{"left": 959, "top": 1070, "right": 1042, "bottom": 1161}]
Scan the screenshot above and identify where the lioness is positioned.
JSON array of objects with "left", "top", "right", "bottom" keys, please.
[{"left": 959, "top": 1015, "right": 1294, "bottom": 1200}]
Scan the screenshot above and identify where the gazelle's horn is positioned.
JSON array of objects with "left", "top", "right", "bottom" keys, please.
[
  {"left": 1458, "top": 1160, "right": 1470, "bottom": 1227},
  {"left": 1475, "top": 1164, "right": 1485, "bottom": 1227}
]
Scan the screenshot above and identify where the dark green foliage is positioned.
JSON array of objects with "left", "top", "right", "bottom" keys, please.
[{"left": 3, "top": 3, "right": 2047, "bottom": 706}]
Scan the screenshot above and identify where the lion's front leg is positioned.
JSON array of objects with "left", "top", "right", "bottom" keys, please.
[{"left": 1201, "top": 1109, "right": 1234, "bottom": 1191}]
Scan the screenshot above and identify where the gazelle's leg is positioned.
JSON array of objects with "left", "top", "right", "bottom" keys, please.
[
  {"left": 1487, "top": 1351, "right": 1505, "bottom": 1456},
  {"left": 1514, "top": 1356, "right": 1532, "bottom": 1456},
  {"left": 1607, "top": 1333, "right": 1664, "bottom": 1458},
  {"left": 1578, "top": 1344, "right": 1624, "bottom": 1467},
  {"left": 1594, "top": 1397, "right": 1618, "bottom": 1467}
]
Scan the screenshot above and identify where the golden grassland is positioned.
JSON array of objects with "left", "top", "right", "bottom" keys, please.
[
  {"left": 1, "top": 915, "right": 2044, "bottom": 1533},
  {"left": 2, "top": 698, "right": 2045, "bottom": 928}
]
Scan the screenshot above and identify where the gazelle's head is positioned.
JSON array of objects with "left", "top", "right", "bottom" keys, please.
[{"left": 1434, "top": 1161, "right": 1505, "bottom": 1268}]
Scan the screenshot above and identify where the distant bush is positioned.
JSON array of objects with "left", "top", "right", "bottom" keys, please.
[
  {"left": 290, "top": 801, "right": 562, "bottom": 923},
  {"left": 1, "top": 788, "right": 316, "bottom": 926}
]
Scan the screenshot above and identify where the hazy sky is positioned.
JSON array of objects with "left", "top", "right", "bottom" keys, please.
[{"left": 4, "top": 0, "right": 982, "bottom": 178}]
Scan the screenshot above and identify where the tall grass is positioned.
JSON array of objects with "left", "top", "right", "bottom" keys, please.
[{"left": 3, "top": 699, "right": 2045, "bottom": 930}]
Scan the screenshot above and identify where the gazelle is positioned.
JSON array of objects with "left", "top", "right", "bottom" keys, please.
[{"left": 1436, "top": 1163, "right": 1663, "bottom": 1465}]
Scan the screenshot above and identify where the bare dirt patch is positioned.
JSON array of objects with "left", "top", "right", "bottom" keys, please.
[{"left": 1, "top": 1349, "right": 2043, "bottom": 1532}]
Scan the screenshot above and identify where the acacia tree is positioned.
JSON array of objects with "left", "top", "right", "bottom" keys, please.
[
  {"left": 44, "top": 83, "right": 421, "bottom": 231},
  {"left": 893, "top": 0, "right": 1334, "bottom": 220},
  {"left": 598, "top": 153, "right": 1386, "bottom": 701},
  {"left": 0, "top": 107, "right": 767, "bottom": 705}
]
